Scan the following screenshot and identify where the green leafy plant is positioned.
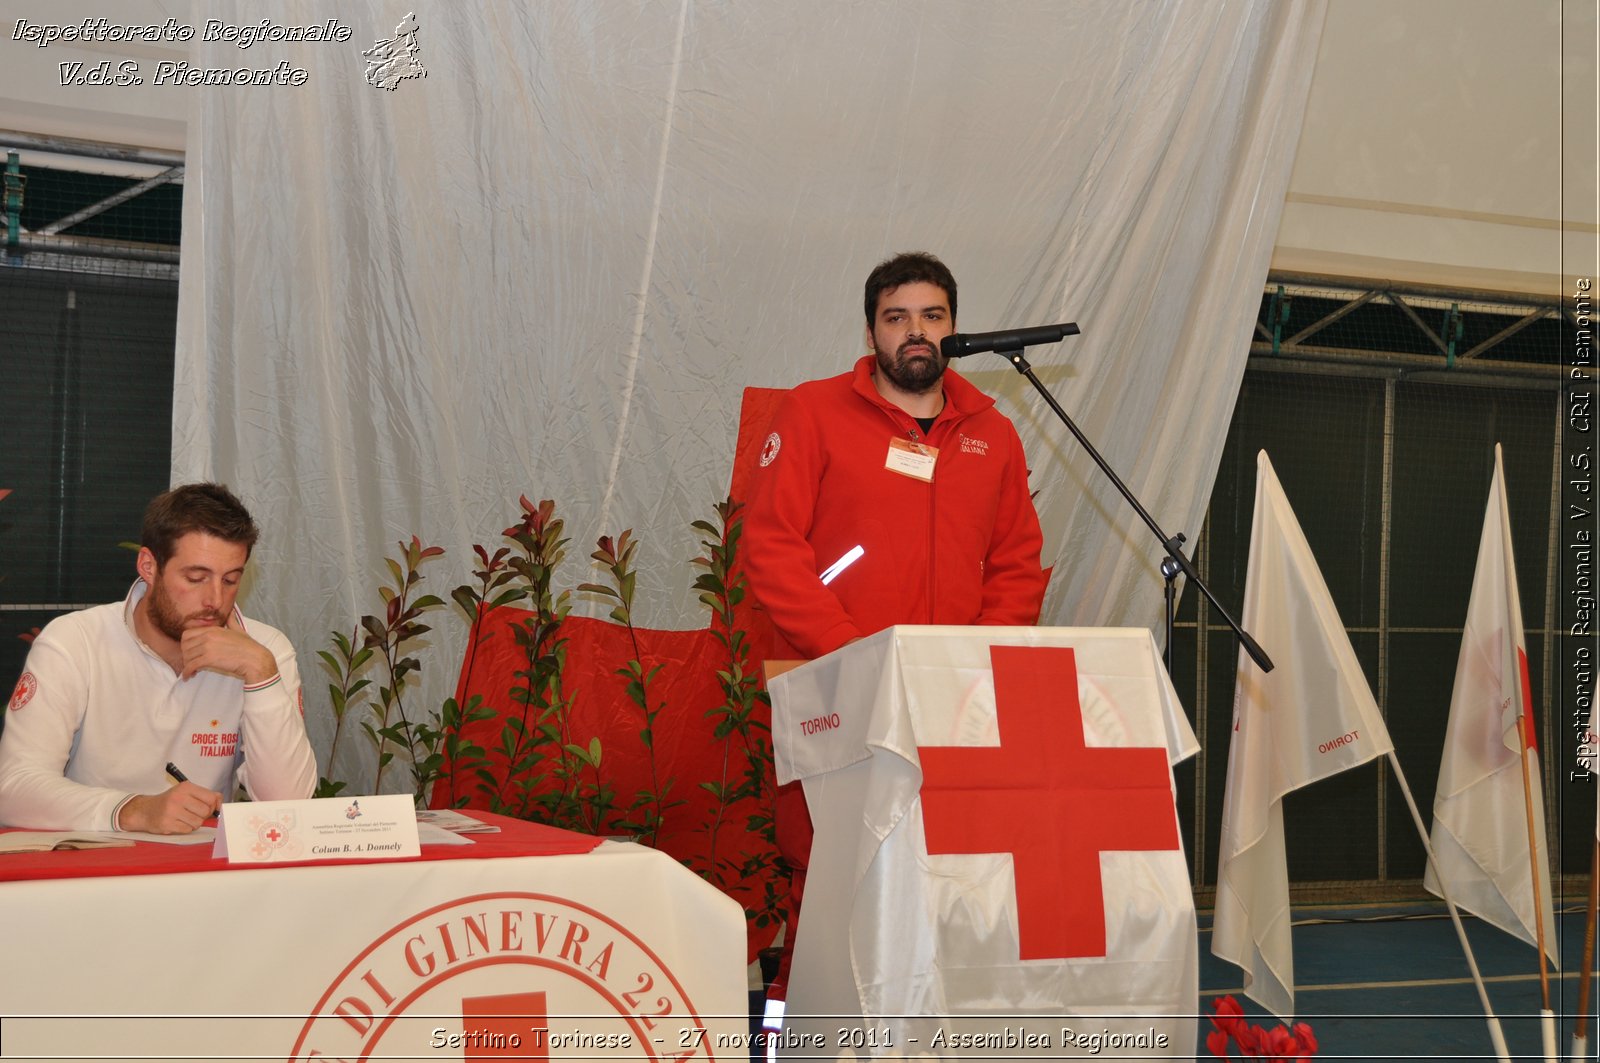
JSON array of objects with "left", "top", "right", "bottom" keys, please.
[
  {"left": 688, "top": 500, "right": 778, "bottom": 923},
  {"left": 319, "top": 538, "right": 498, "bottom": 806},
  {"left": 581, "top": 529, "right": 682, "bottom": 846},
  {"left": 425, "top": 542, "right": 520, "bottom": 809},
  {"left": 352, "top": 536, "right": 446, "bottom": 798},
  {"left": 313, "top": 628, "right": 373, "bottom": 798},
  {"left": 482, "top": 497, "right": 600, "bottom": 829},
  {"left": 413, "top": 690, "right": 495, "bottom": 810},
  {"left": 413, "top": 559, "right": 498, "bottom": 813}
]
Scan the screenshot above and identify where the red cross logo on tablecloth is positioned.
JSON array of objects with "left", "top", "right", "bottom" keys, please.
[
  {"left": 461, "top": 990, "right": 549, "bottom": 1060},
  {"left": 917, "top": 645, "right": 1180, "bottom": 960}
]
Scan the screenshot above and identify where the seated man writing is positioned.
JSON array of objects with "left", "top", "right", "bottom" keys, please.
[{"left": 0, "top": 483, "right": 317, "bottom": 833}]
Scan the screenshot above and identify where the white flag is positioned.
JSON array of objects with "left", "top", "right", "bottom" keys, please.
[
  {"left": 1423, "top": 444, "right": 1557, "bottom": 963},
  {"left": 1213, "top": 450, "right": 1395, "bottom": 1020}
]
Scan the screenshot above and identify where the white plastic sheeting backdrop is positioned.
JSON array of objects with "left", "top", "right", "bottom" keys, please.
[{"left": 173, "top": 0, "right": 1325, "bottom": 791}]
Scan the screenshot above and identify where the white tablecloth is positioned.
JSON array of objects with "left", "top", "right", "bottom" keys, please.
[{"left": 1, "top": 824, "right": 748, "bottom": 1062}]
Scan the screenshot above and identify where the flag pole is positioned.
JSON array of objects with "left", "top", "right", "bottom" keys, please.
[
  {"left": 1388, "top": 750, "right": 1513, "bottom": 1063},
  {"left": 1573, "top": 840, "right": 1599, "bottom": 1062},
  {"left": 1514, "top": 707, "right": 1558, "bottom": 1062}
]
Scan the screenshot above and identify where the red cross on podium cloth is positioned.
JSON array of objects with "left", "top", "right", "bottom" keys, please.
[{"left": 917, "top": 645, "right": 1181, "bottom": 960}]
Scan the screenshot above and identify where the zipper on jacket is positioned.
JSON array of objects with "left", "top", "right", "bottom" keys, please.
[
  {"left": 925, "top": 456, "right": 937, "bottom": 623},
  {"left": 887, "top": 401, "right": 959, "bottom": 624}
]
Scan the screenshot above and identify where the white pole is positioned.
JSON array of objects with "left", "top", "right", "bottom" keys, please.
[{"left": 1387, "top": 750, "right": 1512, "bottom": 1063}]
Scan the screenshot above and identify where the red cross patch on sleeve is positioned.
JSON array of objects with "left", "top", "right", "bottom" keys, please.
[{"left": 8, "top": 671, "right": 37, "bottom": 712}]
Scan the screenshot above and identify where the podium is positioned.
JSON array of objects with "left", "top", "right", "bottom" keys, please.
[{"left": 769, "top": 626, "right": 1199, "bottom": 1058}]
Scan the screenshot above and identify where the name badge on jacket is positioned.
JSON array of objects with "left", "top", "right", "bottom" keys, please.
[{"left": 885, "top": 437, "right": 938, "bottom": 482}]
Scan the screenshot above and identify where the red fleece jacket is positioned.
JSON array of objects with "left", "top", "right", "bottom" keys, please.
[{"left": 745, "top": 355, "right": 1047, "bottom": 659}]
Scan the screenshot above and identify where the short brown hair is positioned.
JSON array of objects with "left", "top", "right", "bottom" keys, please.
[
  {"left": 863, "top": 251, "right": 957, "bottom": 327},
  {"left": 141, "top": 483, "right": 260, "bottom": 567}
]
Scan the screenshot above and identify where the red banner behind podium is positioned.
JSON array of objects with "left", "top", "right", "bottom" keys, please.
[{"left": 770, "top": 626, "right": 1199, "bottom": 1059}]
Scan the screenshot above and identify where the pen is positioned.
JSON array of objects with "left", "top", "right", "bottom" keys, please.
[{"left": 166, "top": 762, "right": 219, "bottom": 821}]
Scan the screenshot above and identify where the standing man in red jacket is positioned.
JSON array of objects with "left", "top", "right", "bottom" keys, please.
[{"left": 744, "top": 250, "right": 1048, "bottom": 996}]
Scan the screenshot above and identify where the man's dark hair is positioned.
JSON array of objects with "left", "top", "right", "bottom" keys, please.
[
  {"left": 863, "top": 251, "right": 957, "bottom": 327},
  {"left": 141, "top": 483, "right": 260, "bottom": 566}
]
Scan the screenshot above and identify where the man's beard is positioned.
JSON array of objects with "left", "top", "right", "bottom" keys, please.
[
  {"left": 145, "top": 576, "right": 223, "bottom": 642},
  {"left": 876, "top": 339, "right": 947, "bottom": 394}
]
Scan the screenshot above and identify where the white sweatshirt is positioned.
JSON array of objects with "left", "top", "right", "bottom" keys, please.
[{"left": 0, "top": 582, "right": 317, "bottom": 830}]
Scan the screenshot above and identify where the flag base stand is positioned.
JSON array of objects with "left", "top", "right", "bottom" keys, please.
[
  {"left": 1570, "top": 1031, "right": 1587, "bottom": 1062},
  {"left": 1543, "top": 1009, "right": 1558, "bottom": 1063}
]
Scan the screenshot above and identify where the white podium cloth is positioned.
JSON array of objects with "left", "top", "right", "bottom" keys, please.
[{"left": 770, "top": 626, "right": 1199, "bottom": 1059}]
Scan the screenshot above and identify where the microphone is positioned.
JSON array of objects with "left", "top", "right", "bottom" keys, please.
[{"left": 940, "top": 322, "right": 1080, "bottom": 358}]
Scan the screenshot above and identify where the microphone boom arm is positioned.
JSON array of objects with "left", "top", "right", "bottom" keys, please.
[{"left": 996, "top": 344, "right": 1274, "bottom": 673}]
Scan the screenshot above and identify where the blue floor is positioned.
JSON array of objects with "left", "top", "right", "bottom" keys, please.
[
  {"left": 750, "top": 900, "right": 1600, "bottom": 1060},
  {"left": 1197, "top": 900, "right": 1598, "bottom": 1061}
]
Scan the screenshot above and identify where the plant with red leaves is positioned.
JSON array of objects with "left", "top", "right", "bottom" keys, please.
[{"left": 1206, "top": 995, "right": 1317, "bottom": 1062}]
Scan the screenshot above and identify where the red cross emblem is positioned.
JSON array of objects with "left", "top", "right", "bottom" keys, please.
[
  {"left": 264, "top": 828, "right": 282, "bottom": 844},
  {"left": 917, "top": 645, "right": 1180, "bottom": 960},
  {"left": 759, "top": 431, "right": 781, "bottom": 466},
  {"left": 8, "top": 671, "right": 37, "bottom": 712},
  {"left": 461, "top": 990, "right": 548, "bottom": 1060},
  {"left": 1517, "top": 646, "right": 1537, "bottom": 752}
]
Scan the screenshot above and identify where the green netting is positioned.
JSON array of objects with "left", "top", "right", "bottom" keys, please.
[
  {"left": 0, "top": 157, "right": 179, "bottom": 723},
  {"left": 10, "top": 164, "right": 183, "bottom": 247}
]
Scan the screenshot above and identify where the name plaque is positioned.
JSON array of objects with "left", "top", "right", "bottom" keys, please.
[{"left": 212, "top": 794, "right": 420, "bottom": 864}]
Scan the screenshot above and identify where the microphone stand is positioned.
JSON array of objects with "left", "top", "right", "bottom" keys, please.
[{"left": 991, "top": 342, "right": 1274, "bottom": 675}]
